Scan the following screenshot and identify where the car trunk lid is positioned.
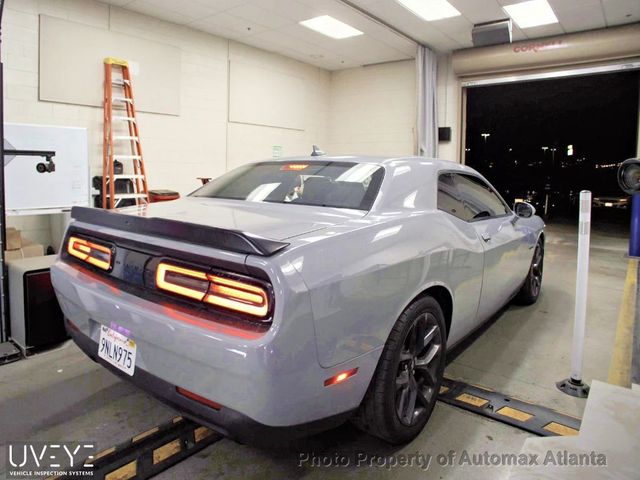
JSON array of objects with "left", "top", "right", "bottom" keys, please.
[{"left": 115, "top": 196, "right": 365, "bottom": 241}]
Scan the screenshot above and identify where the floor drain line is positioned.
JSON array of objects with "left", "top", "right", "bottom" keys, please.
[
  {"left": 438, "top": 378, "right": 581, "bottom": 437},
  {"left": 46, "top": 416, "right": 222, "bottom": 480}
]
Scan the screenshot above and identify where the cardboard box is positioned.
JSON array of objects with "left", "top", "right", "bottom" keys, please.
[
  {"left": 22, "top": 244, "right": 45, "bottom": 258},
  {"left": 7, "top": 228, "right": 22, "bottom": 250},
  {"left": 4, "top": 244, "right": 45, "bottom": 261},
  {"left": 4, "top": 249, "right": 23, "bottom": 261}
]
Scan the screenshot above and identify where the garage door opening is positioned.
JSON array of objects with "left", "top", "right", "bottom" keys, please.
[{"left": 464, "top": 70, "right": 640, "bottom": 229}]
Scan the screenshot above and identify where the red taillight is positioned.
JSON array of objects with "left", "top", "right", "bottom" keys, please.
[
  {"left": 67, "top": 236, "right": 113, "bottom": 271},
  {"left": 324, "top": 368, "right": 358, "bottom": 387},
  {"left": 156, "top": 263, "right": 209, "bottom": 301},
  {"left": 156, "top": 261, "right": 270, "bottom": 319},
  {"left": 205, "top": 274, "right": 269, "bottom": 317},
  {"left": 176, "top": 387, "right": 221, "bottom": 410}
]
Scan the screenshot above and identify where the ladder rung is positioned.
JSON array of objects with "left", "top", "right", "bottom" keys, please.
[
  {"left": 112, "top": 79, "right": 131, "bottom": 86},
  {"left": 106, "top": 193, "right": 148, "bottom": 199},
  {"left": 113, "top": 155, "right": 142, "bottom": 160},
  {"left": 114, "top": 136, "right": 139, "bottom": 142},
  {"left": 112, "top": 97, "right": 133, "bottom": 103},
  {"left": 112, "top": 174, "right": 146, "bottom": 180},
  {"left": 113, "top": 116, "right": 136, "bottom": 123}
]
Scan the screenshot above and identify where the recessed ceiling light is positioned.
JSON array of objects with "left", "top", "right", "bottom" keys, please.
[
  {"left": 503, "top": 0, "right": 558, "bottom": 29},
  {"left": 396, "top": 0, "right": 461, "bottom": 21},
  {"left": 299, "top": 15, "right": 363, "bottom": 39}
]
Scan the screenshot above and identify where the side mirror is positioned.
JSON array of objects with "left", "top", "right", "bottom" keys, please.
[
  {"left": 514, "top": 201, "right": 535, "bottom": 218},
  {"left": 618, "top": 158, "right": 640, "bottom": 195}
]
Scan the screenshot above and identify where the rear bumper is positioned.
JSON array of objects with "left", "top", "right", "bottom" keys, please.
[
  {"left": 67, "top": 321, "right": 354, "bottom": 443},
  {"left": 51, "top": 259, "right": 379, "bottom": 435}
]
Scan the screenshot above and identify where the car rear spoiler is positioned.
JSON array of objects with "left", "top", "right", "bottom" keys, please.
[{"left": 70, "top": 207, "right": 289, "bottom": 256}]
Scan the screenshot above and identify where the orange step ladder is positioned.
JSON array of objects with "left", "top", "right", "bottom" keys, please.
[{"left": 102, "top": 57, "right": 150, "bottom": 209}]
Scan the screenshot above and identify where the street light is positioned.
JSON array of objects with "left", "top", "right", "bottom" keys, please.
[{"left": 481, "top": 133, "right": 491, "bottom": 143}]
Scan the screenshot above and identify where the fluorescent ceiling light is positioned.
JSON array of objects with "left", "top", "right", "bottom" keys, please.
[
  {"left": 503, "top": 0, "right": 558, "bottom": 28},
  {"left": 396, "top": 0, "right": 461, "bottom": 21},
  {"left": 299, "top": 15, "right": 363, "bottom": 39}
]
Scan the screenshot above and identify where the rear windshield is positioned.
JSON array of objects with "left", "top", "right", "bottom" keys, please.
[{"left": 191, "top": 161, "right": 384, "bottom": 211}]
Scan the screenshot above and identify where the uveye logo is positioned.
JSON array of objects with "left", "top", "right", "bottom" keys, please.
[{"left": 6, "top": 442, "right": 96, "bottom": 478}]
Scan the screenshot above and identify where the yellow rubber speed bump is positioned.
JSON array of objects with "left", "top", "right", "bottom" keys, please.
[
  {"left": 456, "top": 392, "right": 489, "bottom": 407},
  {"left": 496, "top": 406, "right": 533, "bottom": 422},
  {"left": 132, "top": 426, "right": 159, "bottom": 443},
  {"left": 52, "top": 416, "right": 221, "bottom": 478},
  {"left": 93, "top": 446, "right": 116, "bottom": 461},
  {"left": 194, "top": 426, "right": 213, "bottom": 443},
  {"left": 153, "top": 439, "right": 182, "bottom": 465},
  {"left": 543, "top": 422, "right": 579, "bottom": 436},
  {"left": 439, "top": 378, "right": 581, "bottom": 437},
  {"left": 105, "top": 460, "right": 136, "bottom": 480}
]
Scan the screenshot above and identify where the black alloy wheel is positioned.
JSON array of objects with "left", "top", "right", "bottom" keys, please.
[{"left": 396, "top": 312, "right": 443, "bottom": 426}]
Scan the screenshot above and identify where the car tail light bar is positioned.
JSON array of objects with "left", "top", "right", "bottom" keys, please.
[
  {"left": 67, "top": 236, "right": 113, "bottom": 271},
  {"left": 156, "top": 262, "right": 270, "bottom": 319}
]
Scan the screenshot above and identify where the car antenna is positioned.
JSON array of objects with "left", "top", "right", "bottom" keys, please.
[{"left": 311, "top": 145, "right": 326, "bottom": 157}]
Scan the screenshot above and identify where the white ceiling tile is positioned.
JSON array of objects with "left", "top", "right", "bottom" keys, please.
[
  {"left": 601, "top": 0, "right": 640, "bottom": 26},
  {"left": 554, "top": 4, "right": 606, "bottom": 32},
  {"left": 254, "top": 0, "right": 326, "bottom": 22},
  {"left": 225, "top": 3, "right": 292, "bottom": 29},
  {"left": 243, "top": 28, "right": 360, "bottom": 67},
  {"left": 190, "top": 0, "right": 250, "bottom": 11},
  {"left": 100, "top": 0, "right": 135, "bottom": 6},
  {"left": 431, "top": 14, "right": 475, "bottom": 43},
  {"left": 188, "top": 11, "right": 270, "bottom": 37},
  {"left": 125, "top": 0, "right": 193, "bottom": 24},
  {"left": 521, "top": 22, "right": 565, "bottom": 38},
  {"left": 449, "top": 0, "right": 508, "bottom": 24}
]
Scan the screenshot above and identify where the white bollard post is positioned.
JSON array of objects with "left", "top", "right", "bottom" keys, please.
[{"left": 557, "top": 190, "right": 591, "bottom": 398}]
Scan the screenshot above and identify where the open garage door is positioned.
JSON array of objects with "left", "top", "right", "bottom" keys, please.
[{"left": 463, "top": 70, "right": 639, "bottom": 226}]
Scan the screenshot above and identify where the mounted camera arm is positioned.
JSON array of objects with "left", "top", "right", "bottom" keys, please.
[{"left": 4, "top": 149, "right": 56, "bottom": 173}]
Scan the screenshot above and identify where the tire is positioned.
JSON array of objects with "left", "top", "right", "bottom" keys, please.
[
  {"left": 352, "top": 296, "right": 446, "bottom": 444},
  {"left": 515, "top": 238, "right": 544, "bottom": 305}
]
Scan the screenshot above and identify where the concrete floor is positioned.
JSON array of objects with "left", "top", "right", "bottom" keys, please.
[{"left": 0, "top": 221, "right": 629, "bottom": 479}]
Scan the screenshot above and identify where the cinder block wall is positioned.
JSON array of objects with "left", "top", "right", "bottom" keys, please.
[
  {"left": 328, "top": 60, "right": 417, "bottom": 156},
  {"left": 2, "top": 0, "right": 420, "bottom": 248}
]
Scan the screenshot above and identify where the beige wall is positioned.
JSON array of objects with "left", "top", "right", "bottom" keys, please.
[
  {"left": 3, "top": 0, "right": 418, "bottom": 248},
  {"left": 327, "top": 60, "right": 416, "bottom": 156},
  {"left": 3, "top": 0, "right": 332, "bottom": 246}
]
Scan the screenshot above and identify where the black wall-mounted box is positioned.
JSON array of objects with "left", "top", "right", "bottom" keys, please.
[{"left": 438, "top": 127, "right": 452, "bottom": 142}]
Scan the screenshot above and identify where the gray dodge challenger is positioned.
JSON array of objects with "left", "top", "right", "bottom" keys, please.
[{"left": 51, "top": 156, "right": 545, "bottom": 444}]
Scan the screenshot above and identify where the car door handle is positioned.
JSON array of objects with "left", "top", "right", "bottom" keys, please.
[{"left": 481, "top": 233, "right": 491, "bottom": 242}]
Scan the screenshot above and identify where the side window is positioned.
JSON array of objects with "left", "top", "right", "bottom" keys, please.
[
  {"left": 438, "top": 172, "right": 510, "bottom": 222},
  {"left": 455, "top": 174, "right": 510, "bottom": 221},
  {"left": 437, "top": 173, "right": 465, "bottom": 220}
]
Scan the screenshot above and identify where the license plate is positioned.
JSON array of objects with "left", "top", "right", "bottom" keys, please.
[
  {"left": 98, "top": 325, "right": 137, "bottom": 376},
  {"left": 605, "top": 202, "right": 613, "bottom": 207}
]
